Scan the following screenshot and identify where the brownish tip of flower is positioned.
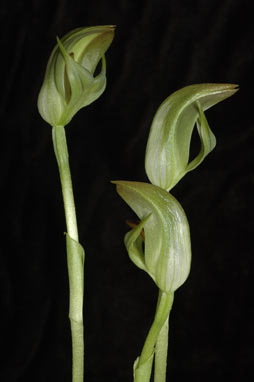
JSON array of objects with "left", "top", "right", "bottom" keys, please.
[{"left": 126, "top": 220, "right": 145, "bottom": 240}]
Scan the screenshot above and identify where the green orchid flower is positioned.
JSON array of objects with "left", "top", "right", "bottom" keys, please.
[
  {"left": 145, "top": 83, "right": 238, "bottom": 191},
  {"left": 113, "top": 180, "right": 191, "bottom": 293},
  {"left": 37, "top": 25, "right": 115, "bottom": 127}
]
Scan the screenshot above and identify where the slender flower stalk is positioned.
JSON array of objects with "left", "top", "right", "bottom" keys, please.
[
  {"left": 134, "top": 291, "right": 174, "bottom": 382},
  {"left": 52, "top": 125, "right": 84, "bottom": 382},
  {"left": 52, "top": 126, "right": 79, "bottom": 241}
]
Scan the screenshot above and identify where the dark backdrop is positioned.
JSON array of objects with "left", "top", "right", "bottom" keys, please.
[{"left": 0, "top": 0, "right": 253, "bottom": 381}]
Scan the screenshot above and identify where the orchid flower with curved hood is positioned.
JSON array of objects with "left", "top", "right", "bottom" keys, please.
[
  {"left": 145, "top": 83, "right": 239, "bottom": 191},
  {"left": 38, "top": 25, "right": 115, "bottom": 127},
  {"left": 113, "top": 180, "right": 191, "bottom": 293}
]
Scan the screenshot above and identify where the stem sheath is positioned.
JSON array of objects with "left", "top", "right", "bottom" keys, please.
[{"left": 154, "top": 315, "right": 169, "bottom": 382}]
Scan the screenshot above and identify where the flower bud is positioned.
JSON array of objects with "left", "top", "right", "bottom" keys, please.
[
  {"left": 113, "top": 180, "right": 191, "bottom": 292},
  {"left": 37, "top": 25, "right": 115, "bottom": 127},
  {"left": 145, "top": 83, "right": 238, "bottom": 191}
]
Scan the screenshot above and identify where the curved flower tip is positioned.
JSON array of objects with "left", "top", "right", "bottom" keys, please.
[
  {"left": 37, "top": 25, "right": 115, "bottom": 127},
  {"left": 112, "top": 180, "right": 191, "bottom": 292},
  {"left": 145, "top": 83, "right": 239, "bottom": 191}
]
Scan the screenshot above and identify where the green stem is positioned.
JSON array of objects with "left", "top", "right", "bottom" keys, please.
[
  {"left": 70, "top": 320, "right": 84, "bottom": 382},
  {"left": 52, "top": 125, "right": 79, "bottom": 242},
  {"left": 52, "top": 125, "right": 84, "bottom": 382},
  {"left": 135, "top": 291, "right": 174, "bottom": 382}
]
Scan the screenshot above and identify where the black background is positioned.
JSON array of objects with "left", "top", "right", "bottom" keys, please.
[{"left": 0, "top": 0, "right": 253, "bottom": 381}]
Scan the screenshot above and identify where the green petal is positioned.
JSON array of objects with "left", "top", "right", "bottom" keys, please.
[
  {"left": 113, "top": 181, "right": 191, "bottom": 292},
  {"left": 145, "top": 83, "right": 238, "bottom": 191}
]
